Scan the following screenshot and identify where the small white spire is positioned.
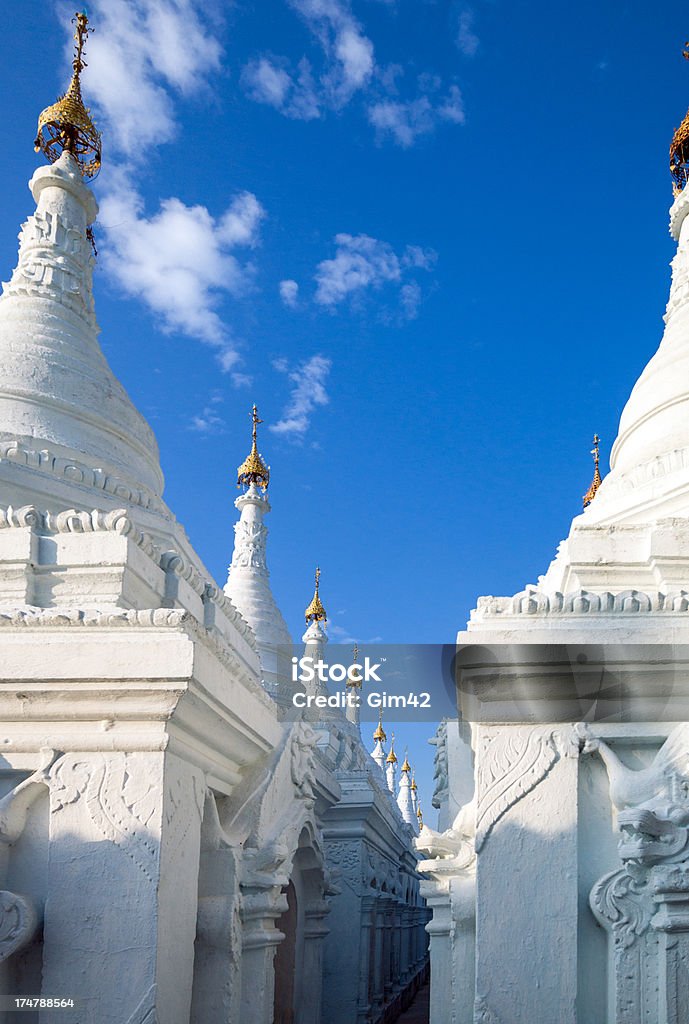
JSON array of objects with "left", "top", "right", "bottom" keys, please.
[
  {"left": 371, "top": 709, "right": 387, "bottom": 773},
  {"left": 385, "top": 734, "right": 398, "bottom": 794},
  {"left": 397, "top": 754, "right": 417, "bottom": 833}
]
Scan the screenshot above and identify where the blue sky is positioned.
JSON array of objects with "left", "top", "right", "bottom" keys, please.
[{"left": 0, "top": 0, "right": 687, "bottom": 816}]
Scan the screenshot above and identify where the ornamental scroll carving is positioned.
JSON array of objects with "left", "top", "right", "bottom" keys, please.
[
  {"left": 585, "top": 725, "right": 689, "bottom": 1023},
  {"left": 49, "top": 753, "right": 160, "bottom": 882},
  {"left": 475, "top": 728, "right": 574, "bottom": 850}
]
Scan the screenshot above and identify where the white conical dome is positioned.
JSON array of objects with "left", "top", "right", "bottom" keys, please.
[{"left": 0, "top": 151, "right": 164, "bottom": 512}]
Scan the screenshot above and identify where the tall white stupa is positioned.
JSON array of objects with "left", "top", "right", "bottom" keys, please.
[{"left": 224, "top": 405, "right": 292, "bottom": 691}]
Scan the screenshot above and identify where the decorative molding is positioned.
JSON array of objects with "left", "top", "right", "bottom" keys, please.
[
  {"left": 0, "top": 606, "right": 189, "bottom": 629},
  {"left": 0, "top": 440, "right": 166, "bottom": 515},
  {"left": 0, "top": 891, "right": 39, "bottom": 963},
  {"left": 0, "top": 500, "right": 257, "bottom": 650},
  {"left": 475, "top": 729, "right": 560, "bottom": 850},
  {"left": 474, "top": 586, "right": 689, "bottom": 619}
]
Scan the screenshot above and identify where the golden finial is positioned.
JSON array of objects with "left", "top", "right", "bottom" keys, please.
[
  {"left": 386, "top": 733, "right": 398, "bottom": 764},
  {"left": 417, "top": 804, "right": 423, "bottom": 827},
  {"left": 582, "top": 434, "right": 603, "bottom": 508},
  {"left": 347, "top": 644, "right": 362, "bottom": 688},
  {"left": 401, "top": 750, "right": 411, "bottom": 773},
  {"left": 237, "top": 404, "right": 270, "bottom": 491},
  {"left": 304, "top": 566, "right": 327, "bottom": 624},
  {"left": 373, "top": 708, "right": 386, "bottom": 743},
  {"left": 35, "top": 12, "right": 101, "bottom": 179},
  {"left": 411, "top": 774, "right": 417, "bottom": 792},
  {"left": 670, "top": 43, "right": 689, "bottom": 195}
]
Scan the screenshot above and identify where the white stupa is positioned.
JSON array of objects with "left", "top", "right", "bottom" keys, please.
[
  {"left": 224, "top": 405, "right": 292, "bottom": 689},
  {"left": 397, "top": 752, "right": 418, "bottom": 832}
]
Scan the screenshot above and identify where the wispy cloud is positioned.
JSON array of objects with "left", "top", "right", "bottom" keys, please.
[
  {"left": 279, "top": 279, "right": 300, "bottom": 308},
  {"left": 456, "top": 9, "right": 479, "bottom": 57},
  {"left": 368, "top": 83, "right": 465, "bottom": 147},
  {"left": 313, "top": 233, "right": 436, "bottom": 318},
  {"left": 190, "top": 392, "right": 226, "bottom": 434},
  {"left": 271, "top": 354, "right": 332, "bottom": 439},
  {"left": 243, "top": 0, "right": 464, "bottom": 146},
  {"left": 62, "top": 0, "right": 265, "bottom": 375}
]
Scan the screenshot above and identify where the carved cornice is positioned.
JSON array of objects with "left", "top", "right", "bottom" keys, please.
[
  {"left": 0, "top": 502, "right": 257, "bottom": 651},
  {"left": 474, "top": 587, "right": 689, "bottom": 619}
]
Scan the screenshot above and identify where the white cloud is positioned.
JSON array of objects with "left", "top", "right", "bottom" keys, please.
[
  {"left": 271, "top": 354, "right": 332, "bottom": 438},
  {"left": 242, "top": 0, "right": 375, "bottom": 119},
  {"left": 243, "top": 1, "right": 466, "bottom": 147},
  {"left": 241, "top": 56, "right": 321, "bottom": 120},
  {"left": 456, "top": 9, "right": 479, "bottom": 57},
  {"left": 99, "top": 180, "right": 265, "bottom": 366},
  {"left": 313, "top": 233, "right": 435, "bottom": 317},
  {"left": 67, "top": 0, "right": 222, "bottom": 157},
  {"left": 190, "top": 392, "right": 226, "bottom": 433},
  {"left": 368, "top": 84, "right": 465, "bottom": 147},
  {"left": 280, "top": 279, "right": 300, "bottom": 308}
]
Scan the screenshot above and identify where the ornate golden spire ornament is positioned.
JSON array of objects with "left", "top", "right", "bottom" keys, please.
[
  {"left": 237, "top": 404, "right": 270, "bottom": 491},
  {"left": 417, "top": 804, "right": 423, "bottom": 827},
  {"left": 35, "top": 11, "right": 101, "bottom": 178},
  {"left": 411, "top": 774, "right": 417, "bottom": 793},
  {"left": 582, "top": 434, "right": 603, "bottom": 509},
  {"left": 373, "top": 709, "right": 386, "bottom": 743},
  {"left": 304, "top": 566, "right": 327, "bottom": 624},
  {"left": 386, "top": 733, "right": 398, "bottom": 765},
  {"left": 347, "top": 644, "right": 362, "bottom": 688},
  {"left": 670, "top": 43, "right": 689, "bottom": 196},
  {"left": 401, "top": 752, "right": 411, "bottom": 773}
]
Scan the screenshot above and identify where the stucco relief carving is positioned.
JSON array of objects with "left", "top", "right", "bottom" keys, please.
[
  {"left": 231, "top": 519, "right": 268, "bottom": 574},
  {"left": 4, "top": 208, "right": 96, "bottom": 324},
  {"left": 429, "top": 720, "right": 449, "bottom": 811},
  {"left": 0, "top": 891, "right": 39, "bottom": 963},
  {"left": 49, "top": 753, "right": 159, "bottom": 882},
  {"left": 585, "top": 726, "right": 689, "bottom": 1022},
  {"left": 475, "top": 729, "right": 564, "bottom": 850},
  {"left": 0, "top": 750, "right": 55, "bottom": 961},
  {"left": 327, "top": 840, "right": 362, "bottom": 894},
  {"left": 291, "top": 721, "right": 318, "bottom": 804}
]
